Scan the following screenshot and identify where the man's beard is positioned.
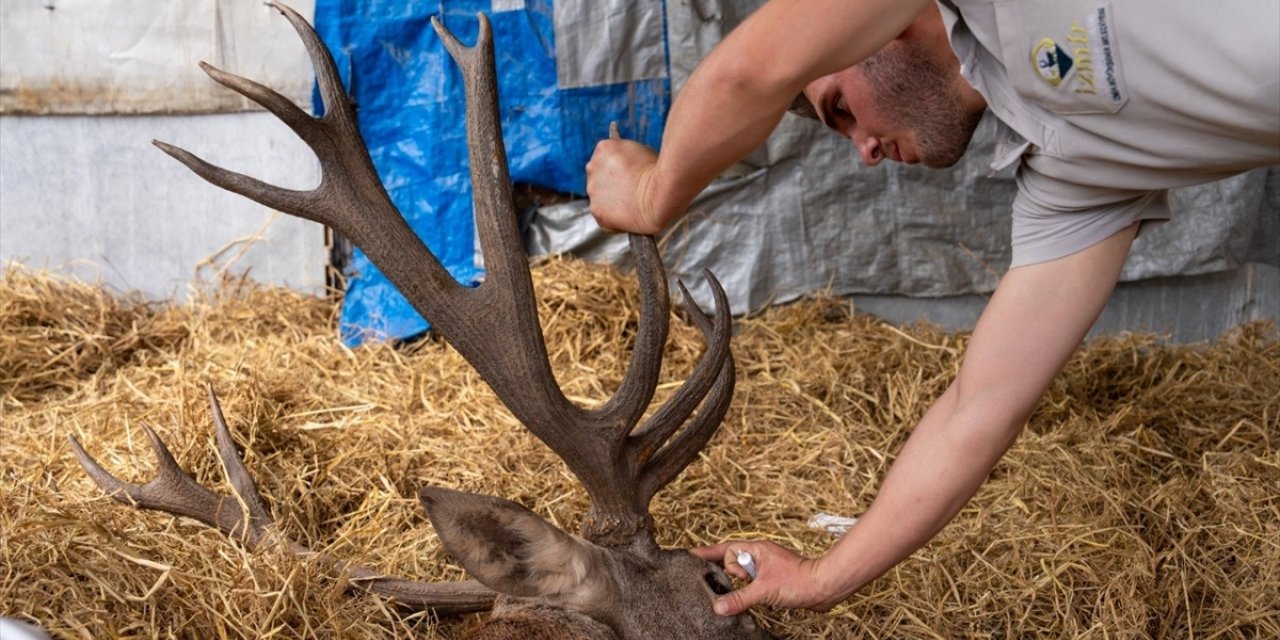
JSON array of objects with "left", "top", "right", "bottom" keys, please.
[{"left": 860, "top": 43, "right": 981, "bottom": 168}]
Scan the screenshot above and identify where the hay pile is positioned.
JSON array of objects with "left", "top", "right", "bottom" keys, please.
[{"left": 2, "top": 260, "right": 1277, "bottom": 639}]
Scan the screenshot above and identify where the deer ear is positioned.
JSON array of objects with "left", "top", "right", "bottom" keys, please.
[{"left": 418, "top": 486, "right": 612, "bottom": 600}]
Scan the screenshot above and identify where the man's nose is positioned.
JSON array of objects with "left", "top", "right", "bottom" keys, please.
[{"left": 852, "top": 130, "right": 884, "bottom": 167}]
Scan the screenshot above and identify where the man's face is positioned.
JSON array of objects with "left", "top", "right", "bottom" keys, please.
[{"left": 803, "top": 39, "right": 982, "bottom": 169}]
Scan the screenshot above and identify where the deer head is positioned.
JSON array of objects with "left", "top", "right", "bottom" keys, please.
[{"left": 68, "top": 4, "right": 775, "bottom": 639}]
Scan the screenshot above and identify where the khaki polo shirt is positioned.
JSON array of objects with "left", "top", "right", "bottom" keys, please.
[{"left": 938, "top": 0, "right": 1280, "bottom": 267}]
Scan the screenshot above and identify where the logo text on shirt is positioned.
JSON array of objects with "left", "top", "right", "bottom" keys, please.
[{"left": 1030, "top": 6, "right": 1124, "bottom": 104}]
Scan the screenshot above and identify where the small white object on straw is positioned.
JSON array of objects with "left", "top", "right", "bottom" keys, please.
[{"left": 808, "top": 512, "right": 860, "bottom": 535}]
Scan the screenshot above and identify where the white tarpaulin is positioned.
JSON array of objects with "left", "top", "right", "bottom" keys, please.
[
  {"left": 1, "top": 1, "right": 325, "bottom": 298},
  {"left": 0, "top": 0, "right": 316, "bottom": 114},
  {"left": 0, "top": 113, "right": 326, "bottom": 298}
]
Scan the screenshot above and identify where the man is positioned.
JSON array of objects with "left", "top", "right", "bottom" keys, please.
[{"left": 585, "top": 0, "right": 1280, "bottom": 617}]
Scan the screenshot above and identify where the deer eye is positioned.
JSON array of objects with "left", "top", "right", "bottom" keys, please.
[{"left": 704, "top": 571, "right": 732, "bottom": 595}]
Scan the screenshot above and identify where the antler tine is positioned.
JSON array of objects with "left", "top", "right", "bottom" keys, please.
[
  {"left": 590, "top": 233, "right": 669, "bottom": 427},
  {"left": 268, "top": 2, "right": 353, "bottom": 123},
  {"left": 430, "top": 14, "right": 528, "bottom": 285},
  {"left": 149, "top": 4, "right": 348, "bottom": 225},
  {"left": 152, "top": 141, "right": 319, "bottom": 224},
  {"left": 425, "top": 13, "right": 596, "bottom": 461},
  {"left": 68, "top": 424, "right": 268, "bottom": 545},
  {"left": 68, "top": 429, "right": 150, "bottom": 507},
  {"left": 629, "top": 272, "right": 733, "bottom": 454},
  {"left": 71, "top": 388, "right": 499, "bottom": 613},
  {"left": 642, "top": 362, "right": 735, "bottom": 503},
  {"left": 207, "top": 384, "right": 273, "bottom": 531},
  {"left": 157, "top": 4, "right": 468, "bottom": 330},
  {"left": 197, "top": 61, "right": 325, "bottom": 147},
  {"left": 585, "top": 123, "right": 669, "bottom": 427},
  {"left": 579, "top": 275, "right": 734, "bottom": 542},
  {"left": 638, "top": 279, "right": 737, "bottom": 501},
  {"left": 429, "top": 16, "right": 676, "bottom": 502}
]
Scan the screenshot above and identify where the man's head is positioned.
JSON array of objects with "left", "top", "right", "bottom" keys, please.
[{"left": 794, "top": 5, "right": 986, "bottom": 169}]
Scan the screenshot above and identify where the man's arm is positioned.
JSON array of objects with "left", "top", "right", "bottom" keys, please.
[
  {"left": 586, "top": 0, "right": 929, "bottom": 233},
  {"left": 696, "top": 224, "right": 1140, "bottom": 614}
]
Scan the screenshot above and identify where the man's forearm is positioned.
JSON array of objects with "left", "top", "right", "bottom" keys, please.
[
  {"left": 646, "top": 55, "right": 792, "bottom": 227},
  {"left": 812, "top": 381, "right": 1028, "bottom": 599},
  {"left": 811, "top": 226, "right": 1139, "bottom": 602}
]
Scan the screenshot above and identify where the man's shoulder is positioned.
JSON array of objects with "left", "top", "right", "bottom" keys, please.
[{"left": 953, "top": 0, "right": 1279, "bottom": 191}]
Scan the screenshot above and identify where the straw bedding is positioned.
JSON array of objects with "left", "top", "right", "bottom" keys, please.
[{"left": 1, "top": 260, "right": 1276, "bottom": 639}]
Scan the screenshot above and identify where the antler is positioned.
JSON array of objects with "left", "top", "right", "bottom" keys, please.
[
  {"left": 68, "top": 384, "right": 497, "bottom": 614},
  {"left": 152, "top": 3, "right": 733, "bottom": 546}
]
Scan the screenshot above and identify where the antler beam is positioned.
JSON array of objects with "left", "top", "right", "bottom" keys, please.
[{"left": 153, "top": 3, "right": 735, "bottom": 546}]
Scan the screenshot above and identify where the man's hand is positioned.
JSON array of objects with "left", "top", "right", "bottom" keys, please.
[
  {"left": 691, "top": 541, "right": 842, "bottom": 615},
  {"left": 586, "top": 138, "right": 665, "bottom": 234}
]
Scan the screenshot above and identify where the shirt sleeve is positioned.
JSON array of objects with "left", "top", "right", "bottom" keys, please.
[{"left": 1009, "top": 165, "right": 1171, "bottom": 268}]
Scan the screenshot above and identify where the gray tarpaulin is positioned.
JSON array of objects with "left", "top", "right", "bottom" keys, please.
[
  {"left": 526, "top": 0, "right": 1276, "bottom": 318},
  {"left": 554, "top": 0, "right": 668, "bottom": 89}
]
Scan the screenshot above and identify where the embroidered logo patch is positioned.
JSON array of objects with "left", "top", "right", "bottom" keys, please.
[
  {"left": 1028, "top": 6, "right": 1124, "bottom": 104},
  {"left": 1031, "top": 38, "right": 1074, "bottom": 87}
]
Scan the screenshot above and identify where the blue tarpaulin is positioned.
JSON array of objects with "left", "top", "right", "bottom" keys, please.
[{"left": 312, "top": 0, "right": 670, "bottom": 344}]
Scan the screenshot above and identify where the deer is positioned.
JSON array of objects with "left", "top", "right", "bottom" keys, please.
[{"left": 67, "top": 4, "right": 777, "bottom": 639}]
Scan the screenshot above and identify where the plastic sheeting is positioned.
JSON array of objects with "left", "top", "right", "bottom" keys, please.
[
  {"left": 0, "top": 0, "right": 316, "bottom": 114},
  {"left": 0, "top": 2, "right": 325, "bottom": 301},
  {"left": 0, "top": 113, "right": 326, "bottom": 300},
  {"left": 528, "top": 116, "right": 1275, "bottom": 316},
  {"left": 524, "top": 1, "right": 1277, "bottom": 319},
  {"left": 317, "top": 0, "right": 670, "bottom": 344},
  {"left": 320, "top": 0, "right": 1274, "bottom": 340}
]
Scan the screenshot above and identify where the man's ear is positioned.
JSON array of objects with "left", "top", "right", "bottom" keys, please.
[{"left": 418, "top": 486, "right": 611, "bottom": 600}]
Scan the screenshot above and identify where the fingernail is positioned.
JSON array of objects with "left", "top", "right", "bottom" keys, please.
[{"left": 713, "top": 600, "right": 729, "bottom": 616}]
